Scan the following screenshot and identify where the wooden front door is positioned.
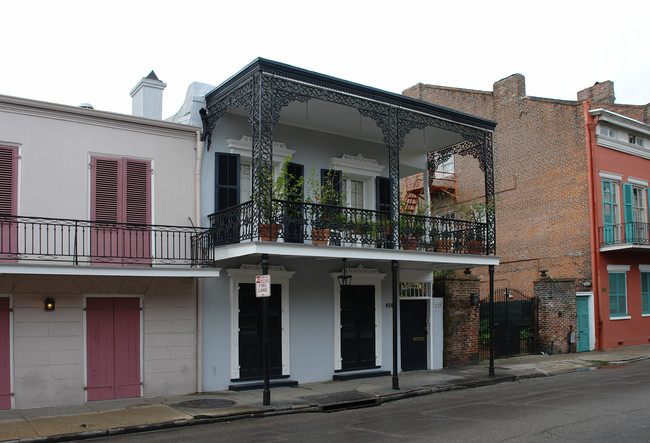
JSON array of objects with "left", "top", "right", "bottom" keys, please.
[
  {"left": 0, "top": 298, "right": 10, "bottom": 409},
  {"left": 86, "top": 297, "right": 141, "bottom": 401},
  {"left": 341, "top": 285, "right": 375, "bottom": 371},
  {"left": 576, "top": 296, "right": 590, "bottom": 352},
  {"left": 238, "top": 283, "right": 282, "bottom": 380},
  {"left": 400, "top": 299, "right": 427, "bottom": 371}
]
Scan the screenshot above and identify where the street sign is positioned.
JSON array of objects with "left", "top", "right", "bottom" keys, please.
[{"left": 256, "top": 274, "right": 271, "bottom": 298}]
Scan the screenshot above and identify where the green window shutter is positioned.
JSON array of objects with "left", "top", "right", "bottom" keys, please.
[
  {"left": 642, "top": 272, "right": 650, "bottom": 315},
  {"left": 602, "top": 181, "right": 614, "bottom": 244},
  {"left": 622, "top": 183, "right": 634, "bottom": 242},
  {"left": 608, "top": 272, "right": 627, "bottom": 317}
]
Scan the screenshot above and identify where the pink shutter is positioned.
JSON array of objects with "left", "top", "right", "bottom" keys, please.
[
  {"left": 0, "top": 298, "right": 10, "bottom": 409},
  {"left": 124, "top": 160, "right": 151, "bottom": 265},
  {"left": 113, "top": 298, "right": 141, "bottom": 398},
  {"left": 0, "top": 146, "right": 18, "bottom": 261},
  {"left": 86, "top": 298, "right": 116, "bottom": 401},
  {"left": 91, "top": 157, "right": 122, "bottom": 264}
]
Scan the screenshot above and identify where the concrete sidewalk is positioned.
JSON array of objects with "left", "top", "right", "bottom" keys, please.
[{"left": 2, "top": 344, "right": 649, "bottom": 442}]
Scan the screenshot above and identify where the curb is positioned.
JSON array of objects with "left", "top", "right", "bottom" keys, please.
[{"left": 9, "top": 355, "right": 648, "bottom": 443}]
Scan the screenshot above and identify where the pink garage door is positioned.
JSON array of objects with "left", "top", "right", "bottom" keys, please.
[
  {"left": 86, "top": 297, "right": 141, "bottom": 401},
  {"left": 0, "top": 298, "right": 10, "bottom": 409}
]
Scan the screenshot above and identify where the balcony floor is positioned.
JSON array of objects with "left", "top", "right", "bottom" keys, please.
[
  {"left": 211, "top": 241, "right": 499, "bottom": 271},
  {"left": 0, "top": 262, "right": 221, "bottom": 278}
]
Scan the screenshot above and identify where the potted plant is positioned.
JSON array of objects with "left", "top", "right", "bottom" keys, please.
[
  {"left": 305, "top": 167, "right": 342, "bottom": 245},
  {"left": 257, "top": 157, "right": 303, "bottom": 242}
]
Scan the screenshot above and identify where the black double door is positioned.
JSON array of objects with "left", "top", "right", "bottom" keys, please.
[
  {"left": 341, "top": 285, "right": 376, "bottom": 370},
  {"left": 400, "top": 299, "right": 428, "bottom": 371},
  {"left": 238, "top": 283, "right": 282, "bottom": 380}
]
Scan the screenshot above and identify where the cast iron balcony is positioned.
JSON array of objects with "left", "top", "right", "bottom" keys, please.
[
  {"left": 599, "top": 222, "right": 650, "bottom": 249},
  {"left": 206, "top": 200, "right": 488, "bottom": 255},
  {"left": 0, "top": 215, "right": 215, "bottom": 267}
]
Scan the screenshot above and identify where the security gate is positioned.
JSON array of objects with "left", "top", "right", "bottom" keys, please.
[{"left": 479, "top": 289, "right": 536, "bottom": 359}]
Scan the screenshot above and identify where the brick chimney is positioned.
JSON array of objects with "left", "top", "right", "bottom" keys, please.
[
  {"left": 577, "top": 81, "right": 615, "bottom": 105},
  {"left": 130, "top": 71, "right": 167, "bottom": 119},
  {"left": 493, "top": 74, "right": 526, "bottom": 100}
]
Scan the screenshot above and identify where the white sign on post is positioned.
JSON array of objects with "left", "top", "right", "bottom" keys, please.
[{"left": 256, "top": 274, "right": 271, "bottom": 298}]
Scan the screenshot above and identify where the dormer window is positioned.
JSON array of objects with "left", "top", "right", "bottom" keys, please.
[
  {"left": 599, "top": 126, "right": 617, "bottom": 138},
  {"left": 628, "top": 134, "right": 644, "bottom": 147}
]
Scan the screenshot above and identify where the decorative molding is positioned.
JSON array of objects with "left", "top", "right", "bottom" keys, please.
[
  {"left": 628, "top": 177, "right": 649, "bottom": 187},
  {"left": 597, "top": 136, "right": 650, "bottom": 161},
  {"left": 607, "top": 264, "right": 630, "bottom": 272},
  {"left": 330, "top": 153, "right": 385, "bottom": 177},
  {"left": 599, "top": 171, "right": 623, "bottom": 181},
  {"left": 639, "top": 264, "right": 650, "bottom": 273},
  {"left": 227, "top": 136, "right": 295, "bottom": 163},
  {"left": 591, "top": 108, "right": 650, "bottom": 135},
  {"left": 227, "top": 263, "right": 295, "bottom": 279}
]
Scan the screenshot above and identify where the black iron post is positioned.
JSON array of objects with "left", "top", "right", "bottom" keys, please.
[
  {"left": 392, "top": 260, "right": 399, "bottom": 389},
  {"left": 262, "top": 253, "right": 271, "bottom": 405},
  {"left": 489, "top": 264, "right": 495, "bottom": 377}
]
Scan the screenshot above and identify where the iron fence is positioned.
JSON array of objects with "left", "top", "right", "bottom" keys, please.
[
  {"left": 0, "top": 215, "right": 214, "bottom": 267},
  {"left": 600, "top": 223, "right": 650, "bottom": 247},
  {"left": 479, "top": 288, "right": 536, "bottom": 360},
  {"left": 207, "top": 200, "right": 488, "bottom": 254}
]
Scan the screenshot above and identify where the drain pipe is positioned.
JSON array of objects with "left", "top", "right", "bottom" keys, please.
[
  {"left": 195, "top": 130, "right": 204, "bottom": 393},
  {"left": 583, "top": 101, "right": 602, "bottom": 350}
]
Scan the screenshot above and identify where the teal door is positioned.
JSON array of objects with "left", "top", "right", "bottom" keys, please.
[{"left": 576, "top": 297, "right": 590, "bottom": 352}]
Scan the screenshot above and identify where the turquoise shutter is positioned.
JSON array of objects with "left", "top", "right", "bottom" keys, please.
[
  {"left": 602, "top": 181, "right": 613, "bottom": 244},
  {"left": 622, "top": 183, "right": 634, "bottom": 243}
]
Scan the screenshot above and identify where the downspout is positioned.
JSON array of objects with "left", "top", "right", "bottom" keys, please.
[
  {"left": 582, "top": 100, "right": 602, "bottom": 350},
  {"left": 195, "top": 130, "right": 204, "bottom": 392}
]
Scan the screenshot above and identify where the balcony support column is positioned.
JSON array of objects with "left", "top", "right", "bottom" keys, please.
[
  {"left": 250, "top": 74, "right": 275, "bottom": 232},
  {"left": 482, "top": 133, "right": 496, "bottom": 255},
  {"left": 391, "top": 260, "right": 399, "bottom": 389}
]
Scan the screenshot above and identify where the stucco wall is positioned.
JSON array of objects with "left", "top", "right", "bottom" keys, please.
[
  {"left": 0, "top": 97, "right": 199, "bottom": 227},
  {"left": 200, "top": 257, "right": 396, "bottom": 391},
  {"left": 1, "top": 274, "right": 196, "bottom": 409}
]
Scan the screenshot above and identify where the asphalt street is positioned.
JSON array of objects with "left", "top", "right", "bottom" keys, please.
[{"left": 87, "top": 358, "right": 650, "bottom": 442}]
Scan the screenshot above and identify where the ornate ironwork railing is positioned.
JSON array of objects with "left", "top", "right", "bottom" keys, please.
[
  {"left": 0, "top": 215, "right": 214, "bottom": 267},
  {"left": 600, "top": 223, "right": 650, "bottom": 247},
  {"left": 207, "top": 200, "right": 488, "bottom": 254}
]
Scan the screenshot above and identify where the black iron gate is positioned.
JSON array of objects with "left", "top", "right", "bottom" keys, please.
[{"left": 479, "top": 288, "right": 536, "bottom": 359}]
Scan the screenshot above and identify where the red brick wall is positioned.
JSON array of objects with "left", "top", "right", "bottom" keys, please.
[
  {"left": 433, "top": 275, "right": 480, "bottom": 366},
  {"left": 404, "top": 75, "right": 593, "bottom": 293},
  {"left": 534, "top": 278, "right": 577, "bottom": 354}
]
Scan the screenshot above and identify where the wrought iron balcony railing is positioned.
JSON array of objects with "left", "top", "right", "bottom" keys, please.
[
  {"left": 600, "top": 223, "right": 650, "bottom": 247},
  {"left": 0, "top": 215, "right": 215, "bottom": 267},
  {"left": 207, "top": 200, "right": 488, "bottom": 255}
]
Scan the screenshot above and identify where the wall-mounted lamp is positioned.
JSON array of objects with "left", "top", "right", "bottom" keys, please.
[
  {"left": 464, "top": 268, "right": 471, "bottom": 275},
  {"left": 338, "top": 258, "right": 352, "bottom": 288},
  {"left": 44, "top": 298, "right": 55, "bottom": 311},
  {"left": 470, "top": 293, "right": 480, "bottom": 307},
  {"left": 540, "top": 269, "right": 548, "bottom": 278}
]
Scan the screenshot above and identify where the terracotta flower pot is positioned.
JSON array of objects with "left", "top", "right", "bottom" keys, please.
[
  {"left": 311, "top": 228, "right": 330, "bottom": 245},
  {"left": 259, "top": 223, "right": 281, "bottom": 242}
]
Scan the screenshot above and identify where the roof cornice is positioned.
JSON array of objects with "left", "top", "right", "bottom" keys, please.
[
  {"left": 0, "top": 94, "right": 200, "bottom": 138},
  {"left": 590, "top": 108, "right": 650, "bottom": 135},
  {"left": 206, "top": 58, "right": 497, "bottom": 132}
]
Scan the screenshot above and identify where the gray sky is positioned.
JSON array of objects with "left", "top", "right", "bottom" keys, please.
[{"left": 3, "top": 0, "right": 649, "bottom": 119}]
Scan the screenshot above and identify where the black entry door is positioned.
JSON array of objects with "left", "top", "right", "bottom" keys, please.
[
  {"left": 238, "top": 283, "right": 282, "bottom": 380},
  {"left": 400, "top": 300, "right": 428, "bottom": 371},
  {"left": 341, "top": 285, "right": 376, "bottom": 370}
]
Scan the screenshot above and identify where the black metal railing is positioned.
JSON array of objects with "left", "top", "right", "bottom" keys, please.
[
  {"left": 207, "top": 200, "right": 488, "bottom": 254},
  {"left": 600, "top": 223, "right": 650, "bottom": 247},
  {"left": 0, "top": 215, "right": 214, "bottom": 267}
]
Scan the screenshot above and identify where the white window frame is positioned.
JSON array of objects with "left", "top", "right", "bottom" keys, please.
[{"left": 330, "top": 154, "right": 385, "bottom": 210}]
